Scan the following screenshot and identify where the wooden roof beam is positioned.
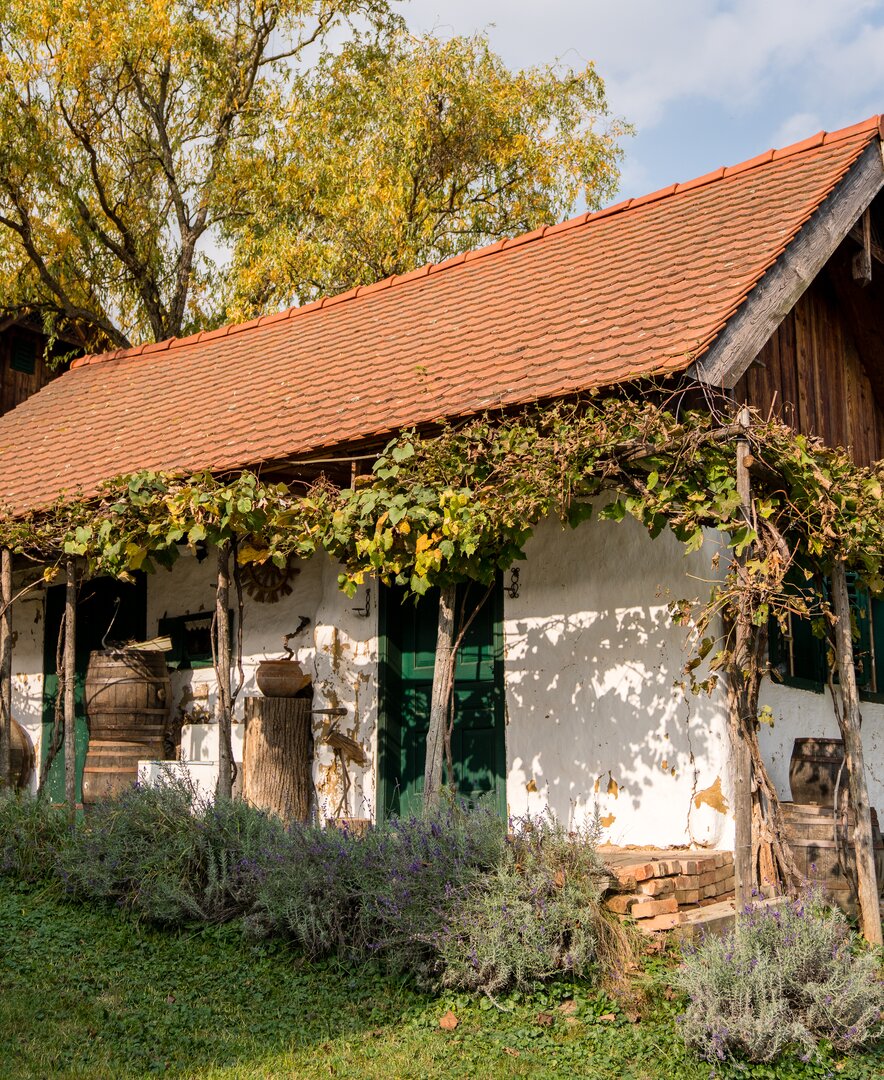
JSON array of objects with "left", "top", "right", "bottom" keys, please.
[{"left": 848, "top": 212, "right": 884, "bottom": 270}]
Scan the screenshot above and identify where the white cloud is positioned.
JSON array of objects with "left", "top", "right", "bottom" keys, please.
[
  {"left": 770, "top": 111, "right": 824, "bottom": 147},
  {"left": 406, "top": 0, "right": 884, "bottom": 135}
]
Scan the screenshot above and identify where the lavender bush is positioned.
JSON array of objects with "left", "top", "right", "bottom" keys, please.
[
  {"left": 54, "top": 779, "right": 290, "bottom": 923},
  {"left": 1, "top": 780, "right": 612, "bottom": 995},
  {"left": 676, "top": 890, "right": 884, "bottom": 1063},
  {"left": 247, "top": 803, "right": 506, "bottom": 981},
  {"left": 437, "top": 816, "right": 607, "bottom": 994},
  {"left": 0, "top": 791, "right": 69, "bottom": 883}
]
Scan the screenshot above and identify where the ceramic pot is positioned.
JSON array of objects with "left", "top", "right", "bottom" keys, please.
[{"left": 255, "top": 659, "right": 311, "bottom": 698}]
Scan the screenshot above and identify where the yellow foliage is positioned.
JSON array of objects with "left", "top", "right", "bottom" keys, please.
[{"left": 224, "top": 27, "right": 628, "bottom": 316}]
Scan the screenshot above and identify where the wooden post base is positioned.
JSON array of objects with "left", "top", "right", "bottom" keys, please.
[{"left": 242, "top": 696, "right": 313, "bottom": 822}]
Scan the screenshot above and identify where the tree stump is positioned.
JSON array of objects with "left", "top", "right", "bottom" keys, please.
[{"left": 242, "top": 696, "right": 313, "bottom": 822}]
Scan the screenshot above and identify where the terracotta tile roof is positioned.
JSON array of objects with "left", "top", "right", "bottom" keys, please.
[{"left": 1, "top": 115, "right": 881, "bottom": 513}]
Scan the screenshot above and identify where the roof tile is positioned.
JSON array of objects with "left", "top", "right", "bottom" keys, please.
[{"left": 0, "top": 115, "right": 879, "bottom": 512}]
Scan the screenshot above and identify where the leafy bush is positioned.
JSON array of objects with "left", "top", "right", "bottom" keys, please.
[
  {"left": 676, "top": 890, "right": 884, "bottom": 1063},
  {"left": 0, "top": 791, "right": 69, "bottom": 884},
  {"left": 56, "top": 776, "right": 290, "bottom": 923},
  {"left": 436, "top": 816, "right": 607, "bottom": 994}
]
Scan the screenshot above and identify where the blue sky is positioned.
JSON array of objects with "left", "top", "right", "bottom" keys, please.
[{"left": 406, "top": 0, "right": 884, "bottom": 203}]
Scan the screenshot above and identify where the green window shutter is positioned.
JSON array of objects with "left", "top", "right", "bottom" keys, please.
[
  {"left": 10, "top": 338, "right": 36, "bottom": 375},
  {"left": 769, "top": 572, "right": 826, "bottom": 692},
  {"left": 821, "top": 573, "right": 874, "bottom": 691},
  {"left": 773, "top": 572, "right": 884, "bottom": 698},
  {"left": 871, "top": 597, "right": 884, "bottom": 696},
  {"left": 158, "top": 611, "right": 231, "bottom": 670},
  {"left": 845, "top": 573, "right": 874, "bottom": 691}
]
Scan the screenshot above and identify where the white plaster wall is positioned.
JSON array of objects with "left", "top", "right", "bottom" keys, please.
[
  {"left": 10, "top": 588, "right": 46, "bottom": 790},
  {"left": 6, "top": 521, "right": 746, "bottom": 849},
  {"left": 503, "top": 517, "right": 734, "bottom": 849},
  {"left": 145, "top": 552, "right": 377, "bottom": 821},
  {"left": 758, "top": 682, "right": 884, "bottom": 815}
]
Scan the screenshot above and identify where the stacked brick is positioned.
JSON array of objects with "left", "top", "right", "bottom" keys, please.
[{"left": 604, "top": 852, "right": 735, "bottom": 931}]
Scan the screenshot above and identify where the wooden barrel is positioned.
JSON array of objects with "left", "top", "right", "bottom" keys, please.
[
  {"left": 82, "top": 726, "right": 167, "bottom": 803},
  {"left": 82, "top": 650, "right": 171, "bottom": 805},
  {"left": 788, "top": 738, "right": 844, "bottom": 805},
  {"left": 780, "top": 801, "right": 884, "bottom": 914},
  {"left": 10, "top": 717, "right": 35, "bottom": 791}
]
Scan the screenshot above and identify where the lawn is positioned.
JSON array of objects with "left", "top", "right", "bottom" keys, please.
[{"left": 0, "top": 883, "right": 880, "bottom": 1080}]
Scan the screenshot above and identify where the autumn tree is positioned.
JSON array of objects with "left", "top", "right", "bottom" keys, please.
[
  {"left": 225, "top": 29, "right": 626, "bottom": 316},
  {"left": 0, "top": 0, "right": 394, "bottom": 351}
]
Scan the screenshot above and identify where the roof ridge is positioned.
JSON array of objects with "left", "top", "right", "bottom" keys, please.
[{"left": 71, "top": 112, "right": 883, "bottom": 372}]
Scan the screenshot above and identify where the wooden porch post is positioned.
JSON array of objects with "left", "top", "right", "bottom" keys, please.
[
  {"left": 64, "top": 557, "right": 77, "bottom": 808},
  {"left": 0, "top": 549, "right": 12, "bottom": 790},
  {"left": 830, "top": 561, "right": 883, "bottom": 945},
  {"left": 732, "top": 411, "right": 755, "bottom": 906},
  {"left": 215, "top": 541, "right": 234, "bottom": 799}
]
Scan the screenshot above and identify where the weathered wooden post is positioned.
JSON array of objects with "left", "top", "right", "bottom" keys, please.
[
  {"left": 64, "top": 557, "right": 77, "bottom": 808},
  {"left": 0, "top": 549, "right": 12, "bottom": 790},
  {"left": 730, "top": 409, "right": 755, "bottom": 906},
  {"left": 829, "top": 561, "right": 883, "bottom": 945},
  {"left": 214, "top": 541, "right": 234, "bottom": 799},
  {"left": 423, "top": 583, "right": 457, "bottom": 810}
]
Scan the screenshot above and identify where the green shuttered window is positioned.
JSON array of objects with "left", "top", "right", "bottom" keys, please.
[
  {"left": 770, "top": 573, "right": 878, "bottom": 695},
  {"left": 10, "top": 338, "right": 36, "bottom": 375}
]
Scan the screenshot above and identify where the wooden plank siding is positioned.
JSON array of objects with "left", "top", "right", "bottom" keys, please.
[
  {"left": 0, "top": 326, "right": 63, "bottom": 417},
  {"left": 736, "top": 262, "right": 884, "bottom": 465}
]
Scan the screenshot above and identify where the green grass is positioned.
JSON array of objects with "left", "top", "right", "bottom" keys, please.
[{"left": 0, "top": 883, "right": 880, "bottom": 1080}]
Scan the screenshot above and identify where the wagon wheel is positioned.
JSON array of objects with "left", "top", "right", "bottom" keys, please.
[{"left": 240, "top": 558, "right": 300, "bottom": 603}]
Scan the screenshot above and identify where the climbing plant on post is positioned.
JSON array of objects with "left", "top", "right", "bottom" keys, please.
[
  {"left": 423, "top": 584, "right": 457, "bottom": 809},
  {"left": 0, "top": 549, "right": 11, "bottom": 790},
  {"left": 729, "top": 409, "right": 756, "bottom": 905},
  {"left": 214, "top": 541, "right": 235, "bottom": 801},
  {"left": 63, "top": 557, "right": 77, "bottom": 809}
]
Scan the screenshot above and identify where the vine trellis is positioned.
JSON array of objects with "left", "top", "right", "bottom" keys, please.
[{"left": 1, "top": 392, "right": 883, "bottom": 941}]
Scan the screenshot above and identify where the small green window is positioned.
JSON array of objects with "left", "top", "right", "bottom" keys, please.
[
  {"left": 769, "top": 573, "right": 877, "bottom": 694},
  {"left": 158, "top": 611, "right": 230, "bottom": 670},
  {"left": 10, "top": 339, "right": 36, "bottom": 375}
]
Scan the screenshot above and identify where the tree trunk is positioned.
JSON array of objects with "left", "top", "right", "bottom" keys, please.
[
  {"left": 243, "top": 697, "right": 313, "bottom": 822},
  {"left": 829, "top": 560, "right": 883, "bottom": 945},
  {"left": 64, "top": 558, "right": 77, "bottom": 808},
  {"left": 423, "top": 584, "right": 457, "bottom": 811},
  {"left": 0, "top": 549, "right": 11, "bottom": 791},
  {"left": 214, "top": 542, "right": 234, "bottom": 800}
]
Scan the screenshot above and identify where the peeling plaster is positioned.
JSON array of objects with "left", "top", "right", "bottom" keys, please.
[{"left": 693, "top": 776, "right": 729, "bottom": 815}]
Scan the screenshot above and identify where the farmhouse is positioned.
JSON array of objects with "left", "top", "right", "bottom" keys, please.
[{"left": 2, "top": 114, "right": 884, "bottom": 861}]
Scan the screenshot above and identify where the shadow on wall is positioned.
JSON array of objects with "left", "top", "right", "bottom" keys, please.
[{"left": 504, "top": 518, "right": 732, "bottom": 848}]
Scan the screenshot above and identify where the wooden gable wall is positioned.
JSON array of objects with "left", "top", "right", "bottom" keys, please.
[
  {"left": 0, "top": 325, "right": 64, "bottom": 417},
  {"left": 736, "top": 243, "right": 884, "bottom": 465}
]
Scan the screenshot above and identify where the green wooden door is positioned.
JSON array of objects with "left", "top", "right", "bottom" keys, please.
[
  {"left": 40, "top": 576, "right": 147, "bottom": 802},
  {"left": 378, "top": 582, "right": 506, "bottom": 819}
]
